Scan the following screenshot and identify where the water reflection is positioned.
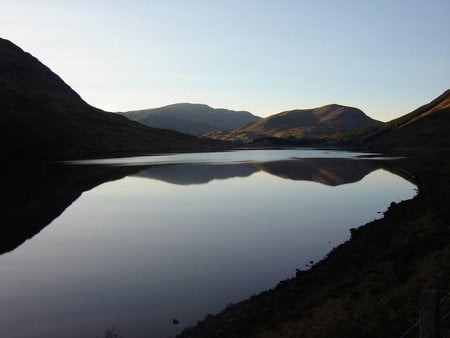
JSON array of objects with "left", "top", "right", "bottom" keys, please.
[
  {"left": 0, "top": 163, "right": 139, "bottom": 255},
  {"left": 135, "top": 158, "right": 387, "bottom": 186},
  {"left": 0, "top": 153, "right": 411, "bottom": 256},
  {"left": 0, "top": 150, "right": 416, "bottom": 338},
  {"left": 252, "top": 158, "right": 383, "bottom": 186},
  {"left": 135, "top": 163, "right": 256, "bottom": 185}
]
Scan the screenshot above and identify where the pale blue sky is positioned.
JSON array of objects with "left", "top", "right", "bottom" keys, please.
[{"left": 2, "top": 0, "right": 449, "bottom": 120}]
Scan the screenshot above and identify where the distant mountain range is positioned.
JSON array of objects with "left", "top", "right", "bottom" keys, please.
[
  {"left": 0, "top": 38, "right": 224, "bottom": 160},
  {"left": 206, "top": 104, "right": 382, "bottom": 142},
  {"left": 1, "top": 38, "right": 448, "bottom": 160},
  {"left": 119, "top": 103, "right": 261, "bottom": 135}
]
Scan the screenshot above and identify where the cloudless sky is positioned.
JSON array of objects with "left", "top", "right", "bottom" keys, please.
[{"left": 2, "top": 0, "right": 449, "bottom": 120}]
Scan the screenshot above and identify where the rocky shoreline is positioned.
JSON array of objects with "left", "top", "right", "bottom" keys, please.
[{"left": 178, "top": 153, "right": 450, "bottom": 337}]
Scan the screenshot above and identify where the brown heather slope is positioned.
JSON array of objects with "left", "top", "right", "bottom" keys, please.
[
  {"left": 362, "top": 89, "right": 450, "bottom": 152},
  {"left": 0, "top": 38, "right": 225, "bottom": 160},
  {"left": 206, "top": 104, "right": 381, "bottom": 143}
]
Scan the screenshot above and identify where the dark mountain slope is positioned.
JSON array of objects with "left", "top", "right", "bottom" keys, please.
[
  {"left": 120, "top": 103, "right": 261, "bottom": 135},
  {"left": 0, "top": 38, "right": 223, "bottom": 160},
  {"left": 207, "top": 104, "right": 381, "bottom": 142},
  {"left": 362, "top": 89, "right": 450, "bottom": 151}
]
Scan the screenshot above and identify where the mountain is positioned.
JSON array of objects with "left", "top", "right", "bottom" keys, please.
[
  {"left": 0, "top": 38, "right": 224, "bottom": 160},
  {"left": 206, "top": 104, "right": 382, "bottom": 143},
  {"left": 361, "top": 89, "right": 450, "bottom": 152},
  {"left": 119, "top": 103, "right": 261, "bottom": 135}
]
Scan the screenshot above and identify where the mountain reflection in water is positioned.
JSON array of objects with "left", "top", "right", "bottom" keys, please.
[
  {"left": 0, "top": 150, "right": 417, "bottom": 338},
  {"left": 134, "top": 158, "right": 386, "bottom": 186},
  {"left": 1, "top": 153, "right": 409, "bottom": 255},
  {"left": 0, "top": 163, "right": 140, "bottom": 255}
]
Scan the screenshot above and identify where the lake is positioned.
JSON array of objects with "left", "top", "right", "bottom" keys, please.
[{"left": 0, "top": 149, "right": 416, "bottom": 338}]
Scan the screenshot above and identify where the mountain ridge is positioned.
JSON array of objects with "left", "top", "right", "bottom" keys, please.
[
  {"left": 120, "top": 103, "right": 261, "bottom": 135},
  {"left": 206, "top": 104, "right": 382, "bottom": 142}
]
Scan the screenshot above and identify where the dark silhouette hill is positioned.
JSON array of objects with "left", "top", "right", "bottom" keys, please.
[
  {"left": 206, "top": 104, "right": 381, "bottom": 142},
  {"left": 120, "top": 103, "right": 261, "bottom": 135},
  {"left": 361, "top": 89, "right": 450, "bottom": 152},
  {"left": 0, "top": 38, "right": 224, "bottom": 160}
]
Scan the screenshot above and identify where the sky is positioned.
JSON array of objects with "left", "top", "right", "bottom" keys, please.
[{"left": 1, "top": 0, "right": 449, "bottom": 120}]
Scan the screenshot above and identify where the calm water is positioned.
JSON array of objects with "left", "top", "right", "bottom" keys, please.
[{"left": 0, "top": 150, "right": 416, "bottom": 338}]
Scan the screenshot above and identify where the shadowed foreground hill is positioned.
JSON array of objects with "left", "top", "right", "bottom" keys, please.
[
  {"left": 120, "top": 103, "right": 261, "bottom": 135},
  {"left": 0, "top": 38, "right": 224, "bottom": 160},
  {"left": 207, "top": 104, "right": 381, "bottom": 143},
  {"left": 361, "top": 89, "right": 450, "bottom": 152}
]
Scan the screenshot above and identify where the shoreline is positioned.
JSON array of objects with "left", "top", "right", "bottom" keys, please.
[{"left": 178, "top": 152, "right": 450, "bottom": 337}]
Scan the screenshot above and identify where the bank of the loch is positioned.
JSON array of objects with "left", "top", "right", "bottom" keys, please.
[{"left": 178, "top": 153, "right": 450, "bottom": 338}]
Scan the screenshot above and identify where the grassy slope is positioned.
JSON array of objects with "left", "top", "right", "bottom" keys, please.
[{"left": 0, "top": 38, "right": 225, "bottom": 160}]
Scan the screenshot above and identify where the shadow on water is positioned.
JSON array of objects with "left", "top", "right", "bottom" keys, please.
[
  {"left": 0, "top": 163, "right": 141, "bottom": 255},
  {"left": 0, "top": 156, "right": 414, "bottom": 255}
]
